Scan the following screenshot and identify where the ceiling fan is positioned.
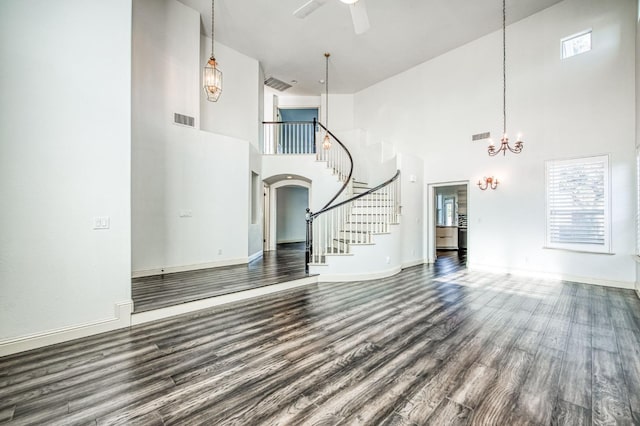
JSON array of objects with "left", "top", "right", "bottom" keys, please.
[{"left": 293, "top": 0, "right": 370, "bottom": 35}]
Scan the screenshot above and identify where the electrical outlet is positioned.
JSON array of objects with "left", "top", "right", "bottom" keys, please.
[
  {"left": 93, "top": 216, "right": 110, "bottom": 230},
  {"left": 218, "top": 249, "right": 222, "bottom": 255},
  {"left": 179, "top": 210, "right": 193, "bottom": 218}
]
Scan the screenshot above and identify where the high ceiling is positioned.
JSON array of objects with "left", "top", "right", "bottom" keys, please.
[{"left": 177, "top": 0, "right": 563, "bottom": 95}]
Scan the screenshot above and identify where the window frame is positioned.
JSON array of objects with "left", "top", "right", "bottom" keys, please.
[{"left": 544, "top": 154, "right": 611, "bottom": 254}]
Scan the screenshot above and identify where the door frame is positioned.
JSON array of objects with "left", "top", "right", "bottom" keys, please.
[
  {"left": 426, "top": 180, "right": 469, "bottom": 264},
  {"left": 263, "top": 184, "right": 270, "bottom": 252}
]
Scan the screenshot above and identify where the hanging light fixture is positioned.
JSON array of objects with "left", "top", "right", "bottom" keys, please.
[
  {"left": 488, "top": 0, "right": 523, "bottom": 156},
  {"left": 322, "top": 53, "right": 332, "bottom": 150},
  {"left": 203, "top": 0, "right": 222, "bottom": 102}
]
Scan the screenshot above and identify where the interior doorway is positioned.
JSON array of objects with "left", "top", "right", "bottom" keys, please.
[
  {"left": 427, "top": 181, "right": 469, "bottom": 265},
  {"left": 278, "top": 107, "right": 318, "bottom": 123},
  {"left": 262, "top": 176, "right": 312, "bottom": 252}
]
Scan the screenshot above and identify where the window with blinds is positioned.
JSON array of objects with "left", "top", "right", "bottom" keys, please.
[{"left": 545, "top": 155, "right": 610, "bottom": 253}]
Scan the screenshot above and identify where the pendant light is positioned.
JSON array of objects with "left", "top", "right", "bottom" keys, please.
[
  {"left": 203, "top": 0, "right": 222, "bottom": 102},
  {"left": 487, "top": 0, "right": 524, "bottom": 156},
  {"left": 322, "top": 53, "right": 331, "bottom": 150}
]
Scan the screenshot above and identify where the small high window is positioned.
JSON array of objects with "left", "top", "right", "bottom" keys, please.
[{"left": 561, "top": 30, "right": 592, "bottom": 59}]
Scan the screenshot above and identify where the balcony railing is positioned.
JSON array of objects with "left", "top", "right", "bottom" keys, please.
[{"left": 262, "top": 120, "right": 316, "bottom": 155}]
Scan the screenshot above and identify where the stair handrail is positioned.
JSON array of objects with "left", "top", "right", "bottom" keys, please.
[
  {"left": 305, "top": 169, "right": 401, "bottom": 274},
  {"left": 315, "top": 121, "right": 354, "bottom": 210},
  {"left": 310, "top": 169, "right": 400, "bottom": 220}
]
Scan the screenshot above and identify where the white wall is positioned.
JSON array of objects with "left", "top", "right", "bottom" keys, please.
[
  {"left": 132, "top": 0, "right": 259, "bottom": 274},
  {"left": 321, "top": 94, "right": 355, "bottom": 132},
  {"left": 248, "top": 145, "right": 263, "bottom": 258},
  {"left": 0, "top": 0, "right": 132, "bottom": 341},
  {"left": 356, "top": 0, "right": 637, "bottom": 287},
  {"left": 398, "top": 154, "right": 425, "bottom": 265},
  {"left": 262, "top": 155, "right": 342, "bottom": 212},
  {"left": 200, "top": 37, "right": 261, "bottom": 149},
  {"left": 276, "top": 186, "right": 309, "bottom": 243},
  {"left": 635, "top": 0, "right": 640, "bottom": 297}
]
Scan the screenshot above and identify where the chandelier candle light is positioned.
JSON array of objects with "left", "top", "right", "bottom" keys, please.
[
  {"left": 477, "top": 176, "right": 499, "bottom": 190},
  {"left": 203, "top": 0, "right": 222, "bottom": 102},
  {"left": 322, "top": 53, "right": 332, "bottom": 150},
  {"left": 488, "top": 0, "right": 524, "bottom": 156}
]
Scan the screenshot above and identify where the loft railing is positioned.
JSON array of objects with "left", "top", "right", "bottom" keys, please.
[
  {"left": 262, "top": 120, "right": 316, "bottom": 155},
  {"left": 305, "top": 170, "right": 401, "bottom": 272}
]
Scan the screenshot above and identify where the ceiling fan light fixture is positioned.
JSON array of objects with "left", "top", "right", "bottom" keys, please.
[{"left": 340, "top": 0, "right": 359, "bottom": 4}]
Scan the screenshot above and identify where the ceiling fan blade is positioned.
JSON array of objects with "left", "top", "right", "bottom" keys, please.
[
  {"left": 293, "top": 0, "right": 328, "bottom": 19},
  {"left": 349, "top": 0, "right": 370, "bottom": 34}
]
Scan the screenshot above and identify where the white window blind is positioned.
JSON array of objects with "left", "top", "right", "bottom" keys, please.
[{"left": 545, "top": 155, "right": 610, "bottom": 253}]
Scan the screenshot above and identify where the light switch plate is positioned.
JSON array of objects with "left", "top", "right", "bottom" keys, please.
[{"left": 93, "top": 216, "right": 110, "bottom": 229}]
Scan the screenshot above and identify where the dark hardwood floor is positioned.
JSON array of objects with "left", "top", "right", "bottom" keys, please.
[
  {"left": 2, "top": 255, "right": 640, "bottom": 425},
  {"left": 132, "top": 243, "right": 307, "bottom": 312}
]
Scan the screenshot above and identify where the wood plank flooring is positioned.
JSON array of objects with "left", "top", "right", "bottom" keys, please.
[
  {"left": 132, "top": 243, "right": 307, "bottom": 312},
  {"left": 2, "top": 252, "right": 640, "bottom": 425}
]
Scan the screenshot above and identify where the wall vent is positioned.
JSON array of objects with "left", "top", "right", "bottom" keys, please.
[
  {"left": 472, "top": 132, "right": 491, "bottom": 141},
  {"left": 174, "top": 113, "right": 195, "bottom": 128},
  {"left": 265, "top": 77, "right": 292, "bottom": 92}
]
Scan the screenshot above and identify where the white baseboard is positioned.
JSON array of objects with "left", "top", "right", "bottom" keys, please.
[
  {"left": 317, "top": 265, "right": 402, "bottom": 283},
  {"left": 0, "top": 300, "right": 133, "bottom": 357},
  {"left": 402, "top": 259, "right": 425, "bottom": 269},
  {"left": 132, "top": 257, "right": 249, "bottom": 278},
  {"left": 426, "top": 257, "right": 435, "bottom": 264},
  {"left": 276, "top": 239, "right": 305, "bottom": 244},
  {"left": 467, "top": 263, "right": 635, "bottom": 290},
  {"left": 131, "top": 276, "right": 318, "bottom": 325},
  {"left": 248, "top": 250, "right": 263, "bottom": 263}
]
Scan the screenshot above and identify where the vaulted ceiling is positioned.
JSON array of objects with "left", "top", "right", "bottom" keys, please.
[{"left": 177, "top": 0, "right": 563, "bottom": 95}]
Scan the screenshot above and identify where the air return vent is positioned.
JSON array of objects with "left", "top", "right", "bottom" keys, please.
[
  {"left": 265, "top": 77, "right": 292, "bottom": 92},
  {"left": 174, "top": 113, "right": 195, "bottom": 128},
  {"left": 472, "top": 132, "right": 491, "bottom": 141}
]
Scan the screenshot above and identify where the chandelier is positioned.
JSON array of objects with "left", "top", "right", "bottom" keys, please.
[
  {"left": 488, "top": 0, "right": 523, "bottom": 156},
  {"left": 203, "top": 0, "right": 222, "bottom": 102}
]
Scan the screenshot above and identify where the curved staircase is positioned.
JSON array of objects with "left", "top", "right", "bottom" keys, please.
[{"left": 262, "top": 120, "right": 402, "bottom": 281}]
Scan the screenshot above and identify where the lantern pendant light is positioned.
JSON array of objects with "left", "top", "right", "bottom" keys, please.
[
  {"left": 203, "top": 0, "right": 222, "bottom": 102},
  {"left": 322, "top": 53, "right": 331, "bottom": 150}
]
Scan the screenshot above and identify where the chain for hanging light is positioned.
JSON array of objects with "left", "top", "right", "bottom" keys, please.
[
  {"left": 203, "top": 0, "right": 223, "bottom": 102},
  {"left": 488, "top": 0, "right": 523, "bottom": 156},
  {"left": 322, "top": 53, "right": 332, "bottom": 150}
]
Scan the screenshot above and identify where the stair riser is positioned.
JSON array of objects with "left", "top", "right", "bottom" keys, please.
[
  {"left": 346, "top": 223, "right": 389, "bottom": 233},
  {"left": 351, "top": 206, "right": 395, "bottom": 215},
  {"left": 350, "top": 213, "right": 396, "bottom": 222},
  {"left": 344, "top": 221, "right": 387, "bottom": 229},
  {"left": 338, "top": 231, "right": 371, "bottom": 243},
  {"left": 352, "top": 200, "right": 393, "bottom": 207}
]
